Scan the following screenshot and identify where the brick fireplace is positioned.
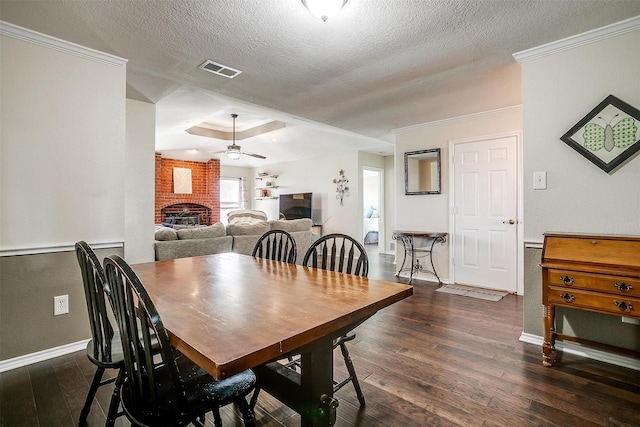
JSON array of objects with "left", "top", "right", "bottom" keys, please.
[{"left": 155, "top": 154, "right": 220, "bottom": 225}]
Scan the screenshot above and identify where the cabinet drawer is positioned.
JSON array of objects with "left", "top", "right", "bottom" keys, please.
[
  {"left": 547, "top": 269, "right": 640, "bottom": 297},
  {"left": 547, "top": 286, "right": 640, "bottom": 318},
  {"left": 543, "top": 235, "right": 640, "bottom": 269}
]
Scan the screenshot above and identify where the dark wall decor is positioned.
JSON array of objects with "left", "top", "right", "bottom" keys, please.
[
  {"left": 333, "top": 169, "right": 350, "bottom": 206},
  {"left": 560, "top": 95, "right": 640, "bottom": 173}
]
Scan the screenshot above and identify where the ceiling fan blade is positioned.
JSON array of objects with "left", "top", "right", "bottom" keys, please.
[
  {"left": 242, "top": 151, "right": 267, "bottom": 159},
  {"left": 208, "top": 149, "right": 227, "bottom": 154}
]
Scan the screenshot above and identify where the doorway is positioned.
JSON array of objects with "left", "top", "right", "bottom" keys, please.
[
  {"left": 449, "top": 132, "right": 522, "bottom": 294},
  {"left": 362, "top": 167, "right": 384, "bottom": 255}
]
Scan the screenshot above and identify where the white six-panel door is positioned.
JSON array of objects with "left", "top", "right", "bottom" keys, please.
[{"left": 452, "top": 135, "right": 518, "bottom": 292}]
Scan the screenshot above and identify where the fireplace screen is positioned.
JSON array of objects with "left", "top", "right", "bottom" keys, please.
[{"left": 164, "top": 212, "right": 200, "bottom": 226}]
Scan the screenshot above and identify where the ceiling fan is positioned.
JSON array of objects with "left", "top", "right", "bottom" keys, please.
[{"left": 209, "top": 114, "right": 266, "bottom": 160}]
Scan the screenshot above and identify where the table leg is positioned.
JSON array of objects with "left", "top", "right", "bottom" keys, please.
[
  {"left": 542, "top": 304, "right": 556, "bottom": 367},
  {"left": 300, "top": 345, "right": 337, "bottom": 426},
  {"left": 428, "top": 237, "right": 441, "bottom": 285},
  {"left": 409, "top": 238, "right": 416, "bottom": 284},
  {"left": 255, "top": 340, "right": 338, "bottom": 426},
  {"left": 395, "top": 236, "right": 409, "bottom": 278}
]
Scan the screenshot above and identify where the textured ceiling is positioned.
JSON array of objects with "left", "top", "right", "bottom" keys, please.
[{"left": 2, "top": 0, "right": 639, "bottom": 166}]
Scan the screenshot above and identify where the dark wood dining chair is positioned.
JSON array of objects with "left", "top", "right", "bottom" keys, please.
[
  {"left": 103, "top": 254, "right": 257, "bottom": 427},
  {"left": 301, "top": 234, "right": 368, "bottom": 406},
  {"left": 75, "top": 241, "right": 125, "bottom": 426},
  {"left": 252, "top": 229, "right": 297, "bottom": 263},
  {"left": 303, "top": 233, "right": 369, "bottom": 277}
]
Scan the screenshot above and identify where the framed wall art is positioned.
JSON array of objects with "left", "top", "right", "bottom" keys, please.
[{"left": 560, "top": 95, "right": 640, "bottom": 173}]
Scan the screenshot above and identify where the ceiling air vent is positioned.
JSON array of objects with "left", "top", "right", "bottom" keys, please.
[{"left": 198, "top": 60, "right": 242, "bottom": 79}]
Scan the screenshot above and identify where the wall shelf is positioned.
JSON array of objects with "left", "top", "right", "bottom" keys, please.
[{"left": 255, "top": 173, "right": 279, "bottom": 201}]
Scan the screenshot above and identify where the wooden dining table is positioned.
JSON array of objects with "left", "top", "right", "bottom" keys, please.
[{"left": 130, "top": 252, "right": 413, "bottom": 426}]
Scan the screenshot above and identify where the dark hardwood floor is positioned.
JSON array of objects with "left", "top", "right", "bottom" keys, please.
[{"left": 2, "top": 246, "right": 639, "bottom": 426}]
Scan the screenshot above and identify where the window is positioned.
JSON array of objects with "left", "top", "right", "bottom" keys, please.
[{"left": 220, "top": 177, "right": 245, "bottom": 224}]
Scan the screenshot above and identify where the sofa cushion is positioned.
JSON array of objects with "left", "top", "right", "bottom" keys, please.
[
  {"left": 228, "top": 209, "right": 268, "bottom": 225},
  {"left": 226, "top": 222, "right": 270, "bottom": 237},
  {"left": 290, "top": 230, "right": 317, "bottom": 264},
  {"left": 269, "top": 218, "right": 313, "bottom": 233},
  {"left": 177, "top": 223, "right": 226, "bottom": 240},
  {"left": 231, "top": 235, "right": 262, "bottom": 256},
  {"left": 154, "top": 236, "right": 233, "bottom": 261},
  {"left": 155, "top": 226, "right": 178, "bottom": 241}
]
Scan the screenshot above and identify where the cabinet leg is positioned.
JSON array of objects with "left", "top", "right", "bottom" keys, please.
[{"left": 542, "top": 304, "right": 555, "bottom": 367}]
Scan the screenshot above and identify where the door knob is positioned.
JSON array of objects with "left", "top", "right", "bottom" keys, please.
[{"left": 502, "top": 219, "right": 516, "bottom": 224}]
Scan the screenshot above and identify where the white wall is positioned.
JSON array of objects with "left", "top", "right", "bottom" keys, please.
[
  {"left": 394, "top": 107, "right": 523, "bottom": 282},
  {"left": 1, "top": 24, "right": 126, "bottom": 250},
  {"left": 251, "top": 152, "right": 362, "bottom": 238},
  {"left": 383, "top": 155, "right": 396, "bottom": 254},
  {"left": 220, "top": 151, "right": 394, "bottom": 244},
  {"left": 362, "top": 174, "right": 379, "bottom": 213},
  {"left": 518, "top": 21, "right": 640, "bottom": 350},
  {"left": 0, "top": 22, "right": 130, "bottom": 361},
  {"left": 522, "top": 29, "right": 640, "bottom": 240},
  {"left": 125, "top": 99, "right": 156, "bottom": 263},
  {"left": 358, "top": 152, "right": 386, "bottom": 248}
]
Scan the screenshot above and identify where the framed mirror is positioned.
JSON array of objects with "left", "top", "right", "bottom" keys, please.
[{"left": 404, "top": 148, "right": 441, "bottom": 195}]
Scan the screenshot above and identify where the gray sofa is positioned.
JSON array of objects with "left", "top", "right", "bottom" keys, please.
[{"left": 154, "top": 218, "right": 317, "bottom": 263}]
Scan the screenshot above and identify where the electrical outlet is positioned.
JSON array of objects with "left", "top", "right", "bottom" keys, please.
[{"left": 54, "top": 295, "right": 69, "bottom": 315}]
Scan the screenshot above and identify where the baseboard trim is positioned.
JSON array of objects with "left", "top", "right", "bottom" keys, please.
[
  {"left": 0, "top": 339, "right": 90, "bottom": 373},
  {"left": 397, "top": 271, "right": 449, "bottom": 285},
  {"left": 519, "top": 332, "right": 640, "bottom": 371}
]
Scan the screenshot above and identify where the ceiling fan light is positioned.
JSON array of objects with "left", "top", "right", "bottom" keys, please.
[
  {"left": 301, "top": 0, "right": 347, "bottom": 22},
  {"left": 227, "top": 147, "right": 241, "bottom": 160}
]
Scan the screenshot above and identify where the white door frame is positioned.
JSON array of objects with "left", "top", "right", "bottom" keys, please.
[
  {"left": 448, "top": 131, "right": 524, "bottom": 295},
  {"left": 361, "top": 166, "right": 385, "bottom": 253}
]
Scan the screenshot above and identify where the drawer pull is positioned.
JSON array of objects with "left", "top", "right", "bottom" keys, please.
[
  {"left": 614, "top": 301, "right": 633, "bottom": 312},
  {"left": 559, "top": 293, "right": 575, "bottom": 303},
  {"left": 614, "top": 282, "right": 633, "bottom": 292},
  {"left": 559, "top": 276, "right": 574, "bottom": 285}
]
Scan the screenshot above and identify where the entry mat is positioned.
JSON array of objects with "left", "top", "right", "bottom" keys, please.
[{"left": 435, "top": 284, "right": 508, "bottom": 302}]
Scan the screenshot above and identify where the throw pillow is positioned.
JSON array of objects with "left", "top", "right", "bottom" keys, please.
[
  {"left": 364, "top": 205, "right": 374, "bottom": 218},
  {"left": 155, "top": 227, "right": 178, "bottom": 241},
  {"left": 228, "top": 209, "right": 268, "bottom": 225}
]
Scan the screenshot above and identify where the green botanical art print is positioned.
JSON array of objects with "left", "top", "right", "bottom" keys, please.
[{"left": 560, "top": 95, "right": 640, "bottom": 173}]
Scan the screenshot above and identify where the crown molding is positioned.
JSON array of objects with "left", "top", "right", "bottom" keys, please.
[
  {"left": 513, "top": 15, "right": 640, "bottom": 63},
  {"left": 0, "top": 20, "right": 127, "bottom": 67},
  {"left": 392, "top": 105, "right": 522, "bottom": 135}
]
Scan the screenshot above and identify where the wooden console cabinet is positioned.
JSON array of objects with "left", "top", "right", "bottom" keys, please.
[{"left": 541, "top": 232, "right": 640, "bottom": 366}]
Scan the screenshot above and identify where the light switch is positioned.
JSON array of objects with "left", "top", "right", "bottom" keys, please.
[{"left": 533, "top": 171, "right": 547, "bottom": 190}]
